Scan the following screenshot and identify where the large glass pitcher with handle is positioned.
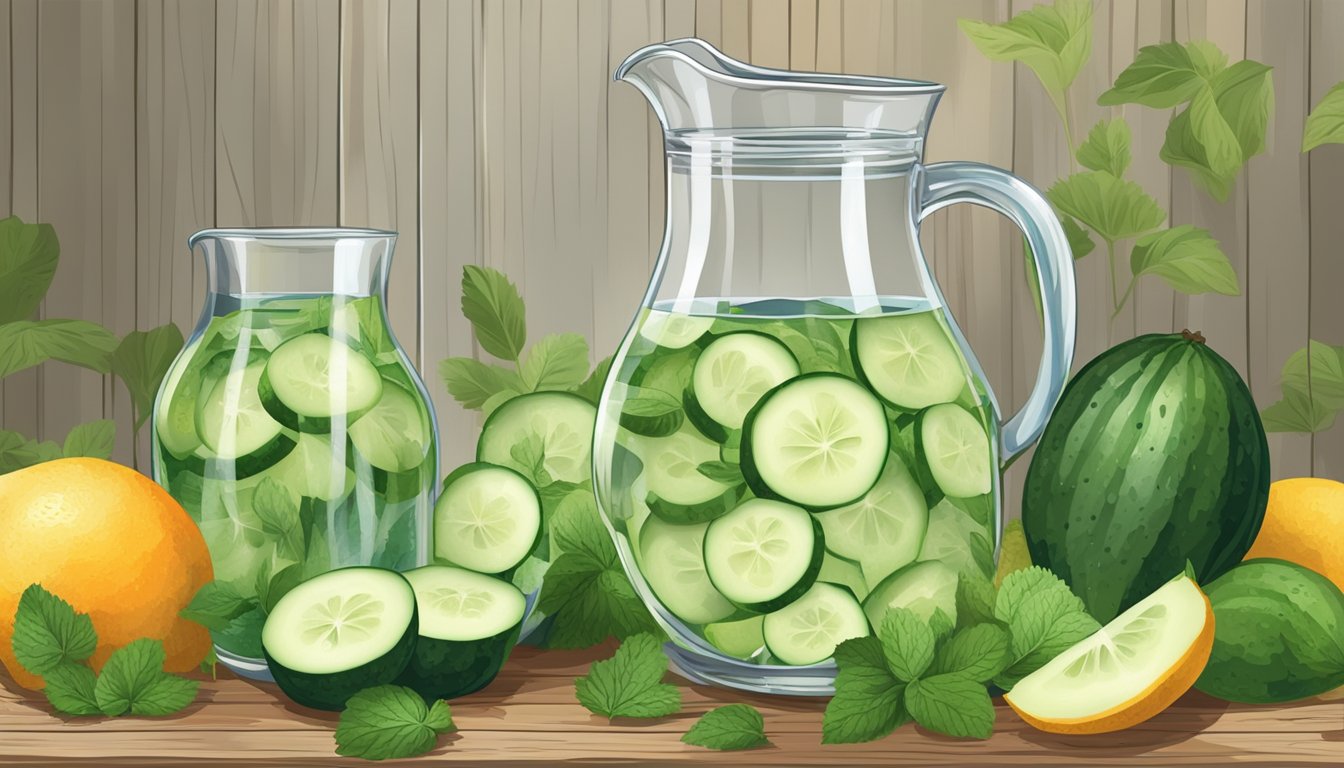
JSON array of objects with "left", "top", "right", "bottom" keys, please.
[{"left": 592, "top": 39, "right": 1076, "bottom": 695}]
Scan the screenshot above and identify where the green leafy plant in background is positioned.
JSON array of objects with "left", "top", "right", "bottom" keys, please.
[
  {"left": 961, "top": 0, "right": 1256, "bottom": 329},
  {"left": 0, "top": 216, "right": 183, "bottom": 474}
]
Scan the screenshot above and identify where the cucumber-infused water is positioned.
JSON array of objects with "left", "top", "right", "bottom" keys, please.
[{"left": 595, "top": 298, "right": 999, "bottom": 668}]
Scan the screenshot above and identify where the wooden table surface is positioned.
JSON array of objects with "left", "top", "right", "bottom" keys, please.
[{"left": 2, "top": 642, "right": 1341, "bottom": 767}]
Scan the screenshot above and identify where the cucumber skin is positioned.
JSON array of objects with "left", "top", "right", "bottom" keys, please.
[
  {"left": 265, "top": 608, "right": 419, "bottom": 711},
  {"left": 682, "top": 386, "right": 729, "bottom": 443},
  {"left": 257, "top": 369, "right": 331, "bottom": 433},
  {"left": 646, "top": 486, "right": 742, "bottom": 525},
  {"left": 1022, "top": 333, "right": 1270, "bottom": 623},
  {"left": 396, "top": 622, "right": 521, "bottom": 702},
  {"left": 618, "top": 401, "right": 685, "bottom": 439},
  {"left": 227, "top": 432, "right": 298, "bottom": 479},
  {"left": 707, "top": 515, "right": 827, "bottom": 615}
]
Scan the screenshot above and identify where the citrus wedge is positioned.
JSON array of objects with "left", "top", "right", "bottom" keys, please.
[{"left": 1004, "top": 574, "right": 1214, "bottom": 735}]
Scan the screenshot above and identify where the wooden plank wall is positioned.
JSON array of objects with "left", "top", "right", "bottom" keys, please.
[{"left": 1, "top": 0, "right": 1341, "bottom": 513}]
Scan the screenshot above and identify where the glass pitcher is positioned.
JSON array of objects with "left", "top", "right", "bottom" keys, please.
[
  {"left": 592, "top": 40, "right": 1076, "bottom": 695},
  {"left": 152, "top": 228, "right": 439, "bottom": 679}
]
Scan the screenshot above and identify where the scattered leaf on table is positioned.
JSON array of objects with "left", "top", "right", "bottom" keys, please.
[
  {"left": 574, "top": 633, "right": 681, "bottom": 720},
  {"left": 335, "top": 685, "right": 456, "bottom": 760},
  {"left": 682, "top": 704, "right": 770, "bottom": 750}
]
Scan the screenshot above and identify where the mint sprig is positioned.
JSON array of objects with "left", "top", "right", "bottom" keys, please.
[
  {"left": 11, "top": 584, "right": 97, "bottom": 674},
  {"left": 574, "top": 633, "right": 681, "bottom": 720},
  {"left": 334, "top": 685, "right": 456, "bottom": 761},
  {"left": 682, "top": 704, "right": 770, "bottom": 751}
]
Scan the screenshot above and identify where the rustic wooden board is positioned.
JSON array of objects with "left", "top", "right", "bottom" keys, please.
[{"left": 1, "top": 644, "right": 1340, "bottom": 766}]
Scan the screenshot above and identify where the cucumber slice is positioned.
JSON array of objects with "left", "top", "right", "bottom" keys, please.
[
  {"left": 155, "top": 354, "right": 204, "bottom": 458},
  {"left": 917, "top": 403, "right": 993, "bottom": 498},
  {"left": 703, "top": 615, "right": 765, "bottom": 659},
  {"left": 259, "top": 333, "right": 383, "bottom": 432},
  {"left": 683, "top": 386, "right": 730, "bottom": 443},
  {"left": 639, "top": 310, "right": 713, "bottom": 349},
  {"left": 818, "top": 551, "right": 870, "bottom": 602},
  {"left": 704, "top": 499, "right": 823, "bottom": 613},
  {"left": 740, "top": 373, "right": 889, "bottom": 510},
  {"left": 396, "top": 565, "right": 525, "bottom": 701},
  {"left": 433, "top": 463, "right": 541, "bottom": 575},
  {"left": 196, "top": 359, "right": 296, "bottom": 475},
  {"left": 262, "top": 567, "right": 418, "bottom": 711},
  {"left": 862, "top": 560, "right": 959, "bottom": 630},
  {"left": 638, "top": 516, "right": 736, "bottom": 625},
  {"left": 349, "top": 381, "right": 432, "bottom": 473},
  {"left": 918, "top": 500, "right": 995, "bottom": 580},
  {"left": 629, "top": 424, "right": 740, "bottom": 524},
  {"left": 763, "top": 582, "right": 870, "bottom": 665},
  {"left": 852, "top": 311, "right": 966, "bottom": 409},
  {"left": 266, "top": 433, "right": 355, "bottom": 502},
  {"left": 690, "top": 332, "right": 801, "bottom": 430},
  {"left": 814, "top": 456, "right": 928, "bottom": 586},
  {"left": 477, "top": 392, "right": 596, "bottom": 485}
]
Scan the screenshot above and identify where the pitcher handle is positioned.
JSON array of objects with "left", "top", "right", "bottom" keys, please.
[{"left": 918, "top": 161, "right": 1077, "bottom": 464}]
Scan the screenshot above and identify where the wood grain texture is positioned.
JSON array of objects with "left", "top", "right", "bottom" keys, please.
[{"left": 1, "top": 646, "right": 1340, "bottom": 766}]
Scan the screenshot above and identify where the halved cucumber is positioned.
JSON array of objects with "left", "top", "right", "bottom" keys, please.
[
  {"left": 433, "top": 463, "right": 541, "bottom": 575},
  {"left": 477, "top": 392, "right": 596, "bottom": 485},
  {"left": 917, "top": 403, "right": 993, "bottom": 499},
  {"left": 763, "top": 582, "right": 870, "bottom": 666},
  {"left": 814, "top": 455, "right": 928, "bottom": 586},
  {"left": 638, "top": 310, "right": 714, "bottom": 349},
  {"left": 628, "top": 424, "right": 741, "bottom": 524},
  {"left": 703, "top": 615, "right": 765, "bottom": 659},
  {"left": 259, "top": 333, "right": 383, "bottom": 433},
  {"left": 196, "top": 359, "right": 296, "bottom": 476},
  {"left": 818, "top": 551, "right": 871, "bottom": 602},
  {"left": 740, "top": 373, "right": 889, "bottom": 510},
  {"left": 704, "top": 499, "right": 823, "bottom": 613},
  {"left": 852, "top": 311, "right": 966, "bottom": 409},
  {"left": 690, "top": 332, "right": 801, "bottom": 431},
  {"left": 396, "top": 565, "right": 526, "bottom": 701},
  {"left": 638, "top": 516, "right": 736, "bottom": 625},
  {"left": 862, "top": 560, "right": 959, "bottom": 630},
  {"left": 262, "top": 567, "right": 418, "bottom": 711},
  {"left": 349, "top": 381, "right": 432, "bottom": 473}
]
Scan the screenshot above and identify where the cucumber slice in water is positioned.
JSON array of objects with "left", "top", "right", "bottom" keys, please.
[
  {"left": 917, "top": 403, "right": 993, "bottom": 499},
  {"left": 690, "top": 332, "right": 801, "bottom": 430},
  {"left": 156, "top": 357, "right": 204, "bottom": 458},
  {"left": 266, "top": 433, "right": 355, "bottom": 502},
  {"left": 433, "top": 463, "right": 541, "bottom": 575},
  {"left": 704, "top": 615, "right": 765, "bottom": 659},
  {"left": 703, "top": 499, "right": 823, "bottom": 613},
  {"left": 763, "top": 582, "right": 870, "bottom": 665},
  {"left": 477, "top": 392, "right": 596, "bottom": 485},
  {"left": 259, "top": 333, "right": 383, "bottom": 432},
  {"left": 741, "top": 373, "right": 889, "bottom": 510},
  {"left": 349, "top": 381, "right": 432, "bottom": 473},
  {"left": 637, "top": 516, "right": 736, "bottom": 625},
  {"left": 818, "top": 551, "right": 871, "bottom": 602},
  {"left": 638, "top": 310, "right": 714, "bottom": 349},
  {"left": 262, "top": 567, "right": 418, "bottom": 711},
  {"left": 862, "top": 560, "right": 959, "bottom": 630},
  {"left": 852, "top": 311, "right": 966, "bottom": 409},
  {"left": 814, "top": 456, "right": 928, "bottom": 586},
  {"left": 628, "top": 423, "right": 739, "bottom": 524},
  {"left": 196, "top": 360, "right": 295, "bottom": 474}
]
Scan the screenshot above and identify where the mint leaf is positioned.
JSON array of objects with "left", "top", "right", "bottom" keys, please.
[
  {"left": 574, "top": 355, "right": 613, "bottom": 404},
  {"left": 481, "top": 388, "right": 521, "bottom": 417},
  {"left": 1161, "top": 60, "right": 1273, "bottom": 202},
  {"left": 905, "top": 673, "right": 995, "bottom": 739},
  {"left": 251, "top": 478, "right": 304, "bottom": 561},
  {"left": 180, "top": 581, "right": 253, "bottom": 631},
  {"left": 335, "top": 685, "right": 456, "bottom": 760},
  {"left": 93, "top": 639, "right": 198, "bottom": 717},
  {"left": 1099, "top": 41, "right": 1219, "bottom": 108},
  {"left": 461, "top": 265, "right": 527, "bottom": 361},
  {"left": 955, "top": 573, "right": 998, "bottom": 629},
  {"left": 1047, "top": 171, "right": 1165, "bottom": 243},
  {"left": 575, "top": 633, "right": 681, "bottom": 719},
  {"left": 42, "top": 663, "right": 101, "bottom": 716},
  {"left": 822, "top": 636, "right": 909, "bottom": 744},
  {"left": 878, "top": 608, "right": 935, "bottom": 682},
  {"left": 61, "top": 420, "right": 115, "bottom": 460},
  {"left": 696, "top": 460, "right": 742, "bottom": 484},
  {"left": 0, "top": 216, "right": 59, "bottom": 324},
  {"left": 509, "top": 434, "right": 553, "bottom": 488},
  {"left": 931, "top": 624, "right": 1011, "bottom": 682},
  {"left": 994, "top": 566, "right": 1101, "bottom": 689},
  {"left": 1261, "top": 387, "right": 1337, "bottom": 433},
  {"left": 682, "top": 704, "right": 769, "bottom": 750},
  {"left": 1280, "top": 341, "right": 1344, "bottom": 408},
  {"left": 0, "top": 319, "right": 118, "bottom": 378},
  {"left": 1076, "top": 118, "right": 1132, "bottom": 177},
  {"left": 11, "top": 584, "right": 98, "bottom": 675},
  {"left": 212, "top": 606, "right": 266, "bottom": 658},
  {"left": 257, "top": 562, "right": 305, "bottom": 615},
  {"left": 109, "top": 324, "right": 185, "bottom": 428},
  {"left": 619, "top": 388, "right": 684, "bottom": 437},
  {"left": 521, "top": 333, "right": 590, "bottom": 392},
  {"left": 958, "top": 0, "right": 1091, "bottom": 120},
  {"left": 549, "top": 490, "right": 609, "bottom": 558},
  {"left": 330, "top": 297, "right": 399, "bottom": 365},
  {"left": 1131, "top": 225, "right": 1239, "bottom": 296},
  {"left": 1304, "top": 81, "right": 1344, "bottom": 151},
  {"left": 438, "top": 356, "right": 522, "bottom": 409}
]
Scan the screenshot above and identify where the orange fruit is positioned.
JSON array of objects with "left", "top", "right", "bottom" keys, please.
[
  {"left": 0, "top": 458, "right": 214, "bottom": 690},
  {"left": 1005, "top": 575, "right": 1215, "bottom": 735},
  {"left": 1244, "top": 477, "right": 1344, "bottom": 594}
]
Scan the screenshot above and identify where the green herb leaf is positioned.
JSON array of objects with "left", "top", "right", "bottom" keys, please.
[
  {"left": 1098, "top": 41, "right": 1221, "bottom": 108},
  {"left": 0, "top": 319, "right": 118, "bottom": 379},
  {"left": 574, "top": 355, "right": 613, "bottom": 404},
  {"left": 330, "top": 297, "right": 399, "bottom": 365},
  {"left": 878, "top": 608, "right": 935, "bottom": 683},
  {"left": 1304, "top": 81, "right": 1344, "bottom": 151},
  {"left": 958, "top": 0, "right": 1092, "bottom": 120},
  {"left": 93, "top": 639, "right": 199, "bottom": 717},
  {"left": 575, "top": 633, "right": 681, "bottom": 720},
  {"left": 695, "top": 460, "right": 742, "bottom": 484},
  {"left": 461, "top": 266, "right": 527, "bottom": 361},
  {"left": 438, "top": 356, "right": 522, "bottom": 410},
  {"left": 1047, "top": 171, "right": 1165, "bottom": 243},
  {"left": 1130, "top": 225, "right": 1239, "bottom": 296},
  {"left": 1261, "top": 387, "right": 1338, "bottom": 433},
  {"left": 42, "top": 663, "right": 102, "bottom": 716},
  {"left": 682, "top": 704, "right": 770, "bottom": 750},
  {"left": 930, "top": 624, "right": 1011, "bottom": 682},
  {"left": 521, "top": 333, "right": 590, "bottom": 392},
  {"left": 211, "top": 606, "right": 266, "bottom": 659},
  {"left": 180, "top": 581, "right": 254, "bottom": 631},
  {"left": 822, "top": 636, "right": 909, "bottom": 744},
  {"left": 108, "top": 324, "right": 185, "bottom": 428},
  {"left": 11, "top": 584, "right": 98, "bottom": 675},
  {"left": 251, "top": 478, "right": 305, "bottom": 561},
  {"left": 0, "top": 216, "right": 59, "bottom": 325},
  {"left": 0, "top": 430, "right": 65, "bottom": 474},
  {"left": 334, "top": 685, "right": 456, "bottom": 760},
  {"left": 1189, "top": 85, "right": 1242, "bottom": 179},
  {"left": 1280, "top": 340, "right": 1344, "bottom": 408},
  {"left": 257, "top": 562, "right": 305, "bottom": 615},
  {"left": 61, "top": 420, "right": 115, "bottom": 460},
  {"left": 481, "top": 388, "right": 522, "bottom": 417},
  {"left": 904, "top": 673, "right": 995, "bottom": 740},
  {"left": 509, "top": 434, "right": 553, "bottom": 488},
  {"left": 619, "top": 388, "right": 685, "bottom": 437},
  {"left": 993, "top": 566, "right": 1101, "bottom": 690},
  {"left": 1160, "top": 60, "right": 1274, "bottom": 202},
  {"left": 1076, "top": 118, "right": 1132, "bottom": 177},
  {"left": 955, "top": 573, "right": 999, "bottom": 629}
]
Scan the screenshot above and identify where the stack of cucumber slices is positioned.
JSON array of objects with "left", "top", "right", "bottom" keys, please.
[{"left": 614, "top": 306, "right": 998, "bottom": 667}]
